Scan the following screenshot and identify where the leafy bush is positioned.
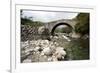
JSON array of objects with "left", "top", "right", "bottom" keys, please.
[
  {"left": 21, "top": 17, "right": 44, "bottom": 27},
  {"left": 75, "top": 13, "right": 89, "bottom": 35}
]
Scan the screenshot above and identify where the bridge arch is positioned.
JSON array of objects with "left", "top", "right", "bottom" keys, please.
[{"left": 51, "top": 22, "right": 73, "bottom": 36}]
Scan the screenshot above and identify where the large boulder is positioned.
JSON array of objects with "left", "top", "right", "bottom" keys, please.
[{"left": 38, "top": 26, "right": 50, "bottom": 40}]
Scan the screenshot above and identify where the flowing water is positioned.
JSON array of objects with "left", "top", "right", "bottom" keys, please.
[{"left": 54, "top": 37, "right": 89, "bottom": 60}]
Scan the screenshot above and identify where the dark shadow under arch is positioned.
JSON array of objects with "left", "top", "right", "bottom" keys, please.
[{"left": 51, "top": 23, "right": 73, "bottom": 36}]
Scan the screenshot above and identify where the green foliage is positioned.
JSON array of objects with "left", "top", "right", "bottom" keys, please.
[
  {"left": 75, "top": 13, "right": 89, "bottom": 35},
  {"left": 55, "top": 28, "right": 63, "bottom": 33},
  {"left": 32, "top": 21, "right": 44, "bottom": 27},
  {"left": 21, "top": 17, "right": 33, "bottom": 25},
  {"left": 55, "top": 26, "right": 72, "bottom": 34},
  {"left": 21, "top": 17, "right": 44, "bottom": 27},
  {"left": 61, "top": 27, "right": 72, "bottom": 33},
  {"left": 21, "top": 10, "right": 44, "bottom": 27}
]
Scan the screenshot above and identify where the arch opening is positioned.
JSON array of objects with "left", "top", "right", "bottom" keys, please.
[{"left": 51, "top": 23, "right": 73, "bottom": 36}]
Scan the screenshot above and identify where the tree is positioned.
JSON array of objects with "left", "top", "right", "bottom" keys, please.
[
  {"left": 20, "top": 10, "right": 44, "bottom": 27},
  {"left": 75, "top": 13, "right": 89, "bottom": 35}
]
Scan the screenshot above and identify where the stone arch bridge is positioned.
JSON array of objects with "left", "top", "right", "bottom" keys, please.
[{"left": 44, "top": 19, "right": 78, "bottom": 35}]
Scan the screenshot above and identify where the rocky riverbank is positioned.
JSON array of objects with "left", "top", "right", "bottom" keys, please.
[{"left": 21, "top": 39, "right": 66, "bottom": 63}]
